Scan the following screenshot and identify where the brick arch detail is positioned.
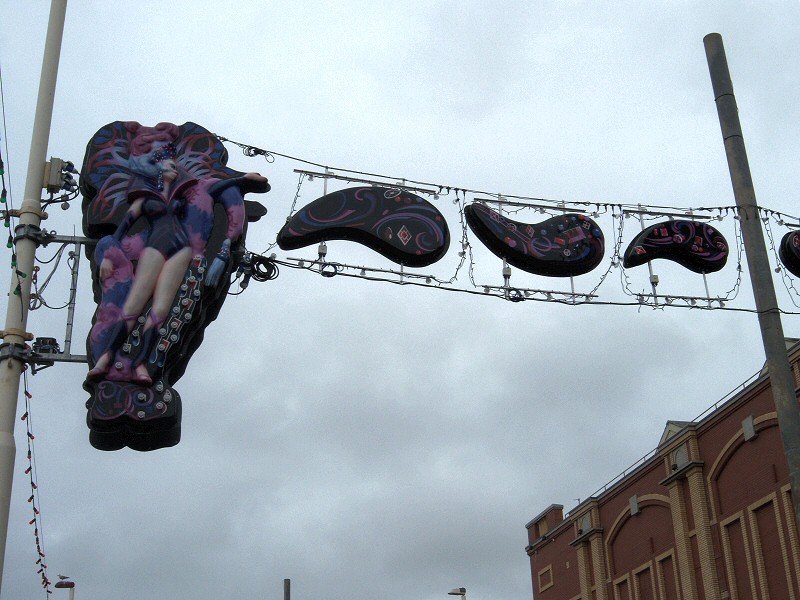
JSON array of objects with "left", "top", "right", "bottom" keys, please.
[
  {"left": 605, "top": 494, "right": 672, "bottom": 577},
  {"left": 706, "top": 412, "right": 779, "bottom": 521}
]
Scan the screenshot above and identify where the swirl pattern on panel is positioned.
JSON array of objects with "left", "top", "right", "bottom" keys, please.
[
  {"left": 623, "top": 220, "right": 728, "bottom": 274},
  {"left": 778, "top": 231, "right": 800, "bottom": 278},
  {"left": 464, "top": 202, "right": 605, "bottom": 277},
  {"left": 277, "top": 186, "right": 450, "bottom": 267}
]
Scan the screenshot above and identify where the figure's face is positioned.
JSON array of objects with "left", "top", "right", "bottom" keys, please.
[{"left": 159, "top": 159, "right": 178, "bottom": 183}]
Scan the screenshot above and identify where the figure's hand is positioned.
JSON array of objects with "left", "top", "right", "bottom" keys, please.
[
  {"left": 99, "top": 258, "right": 114, "bottom": 281},
  {"left": 205, "top": 239, "right": 231, "bottom": 287},
  {"left": 241, "top": 172, "right": 270, "bottom": 193}
]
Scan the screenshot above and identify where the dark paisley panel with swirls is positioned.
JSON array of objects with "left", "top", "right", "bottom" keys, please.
[
  {"left": 779, "top": 230, "right": 800, "bottom": 277},
  {"left": 88, "top": 381, "right": 181, "bottom": 452},
  {"left": 464, "top": 202, "right": 605, "bottom": 277},
  {"left": 276, "top": 186, "right": 450, "bottom": 267},
  {"left": 622, "top": 220, "right": 728, "bottom": 274}
]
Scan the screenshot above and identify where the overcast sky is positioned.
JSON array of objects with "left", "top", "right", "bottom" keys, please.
[{"left": 1, "top": 2, "right": 799, "bottom": 599}]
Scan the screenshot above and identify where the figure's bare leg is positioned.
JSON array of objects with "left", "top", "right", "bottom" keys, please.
[
  {"left": 151, "top": 247, "right": 192, "bottom": 318},
  {"left": 133, "top": 247, "right": 193, "bottom": 382},
  {"left": 132, "top": 310, "right": 164, "bottom": 385},
  {"left": 87, "top": 314, "right": 139, "bottom": 379},
  {"left": 123, "top": 249, "right": 165, "bottom": 317},
  {"left": 87, "top": 249, "right": 165, "bottom": 381}
]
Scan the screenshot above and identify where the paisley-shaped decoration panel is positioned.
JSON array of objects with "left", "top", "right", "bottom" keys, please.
[
  {"left": 464, "top": 202, "right": 605, "bottom": 277},
  {"left": 622, "top": 220, "right": 728, "bottom": 274},
  {"left": 779, "top": 230, "right": 800, "bottom": 278},
  {"left": 276, "top": 186, "right": 449, "bottom": 267}
]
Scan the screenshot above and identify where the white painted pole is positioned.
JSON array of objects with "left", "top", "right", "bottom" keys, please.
[{"left": 0, "top": 1, "right": 67, "bottom": 593}]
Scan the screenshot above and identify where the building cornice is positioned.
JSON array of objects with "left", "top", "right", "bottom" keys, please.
[
  {"left": 569, "top": 526, "right": 604, "bottom": 547},
  {"left": 659, "top": 460, "right": 704, "bottom": 487}
]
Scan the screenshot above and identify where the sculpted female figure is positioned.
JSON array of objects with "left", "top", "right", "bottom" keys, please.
[
  {"left": 88, "top": 143, "right": 194, "bottom": 384},
  {"left": 80, "top": 121, "right": 268, "bottom": 450}
]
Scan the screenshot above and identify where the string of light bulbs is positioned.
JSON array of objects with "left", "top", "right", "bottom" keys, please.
[
  {"left": 211, "top": 134, "right": 800, "bottom": 314},
  {"left": 20, "top": 372, "right": 52, "bottom": 596},
  {"left": 763, "top": 212, "right": 800, "bottom": 308},
  {"left": 216, "top": 134, "right": 787, "bottom": 220},
  {"left": 261, "top": 174, "right": 758, "bottom": 311}
]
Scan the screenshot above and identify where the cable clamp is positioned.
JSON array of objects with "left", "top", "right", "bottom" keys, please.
[
  {"left": 1, "top": 207, "right": 49, "bottom": 221},
  {"left": 0, "top": 328, "right": 35, "bottom": 341},
  {"left": 0, "top": 342, "right": 34, "bottom": 365},
  {"left": 13, "top": 224, "right": 55, "bottom": 247}
]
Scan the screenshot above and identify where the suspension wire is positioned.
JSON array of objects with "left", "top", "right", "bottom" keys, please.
[
  {"left": 262, "top": 253, "right": 795, "bottom": 314},
  {"left": 0, "top": 62, "right": 28, "bottom": 319},
  {"left": 216, "top": 133, "right": 757, "bottom": 216},
  {"left": 14, "top": 133, "right": 793, "bottom": 316},
  {"left": 21, "top": 372, "right": 52, "bottom": 596},
  {"left": 445, "top": 190, "right": 472, "bottom": 286},
  {"left": 258, "top": 171, "right": 307, "bottom": 257},
  {"left": 216, "top": 132, "right": 792, "bottom": 311},
  {"left": 0, "top": 61, "right": 13, "bottom": 212},
  {"left": 723, "top": 209, "right": 745, "bottom": 302},
  {"left": 30, "top": 244, "right": 74, "bottom": 311}
]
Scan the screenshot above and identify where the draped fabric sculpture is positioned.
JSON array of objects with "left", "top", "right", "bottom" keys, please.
[{"left": 81, "top": 121, "right": 269, "bottom": 451}]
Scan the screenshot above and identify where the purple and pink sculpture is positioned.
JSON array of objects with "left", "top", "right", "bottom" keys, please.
[
  {"left": 779, "top": 230, "right": 800, "bottom": 278},
  {"left": 622, "top": 220, "right": 728, "bottom": 274},
  {"left": 464, "top": 202, "right": 605, "bottom": 277},
  {"left": 81, "top": 121, "right": 269, "bottom": 451},
  {"left": 277, "top": 186, "right": 449, "bottom": 267}
]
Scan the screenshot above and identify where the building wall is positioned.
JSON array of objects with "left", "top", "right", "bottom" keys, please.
[{"left": 526, "top": 348, "right": 800, "bottom": 600}]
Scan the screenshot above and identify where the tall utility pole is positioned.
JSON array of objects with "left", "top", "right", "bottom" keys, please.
[
  {"left": 704, "top": 33, "right": 800, "bottom": 536},
  {"left": 0, "top": 0, "right": 67, "bottom": 593}
]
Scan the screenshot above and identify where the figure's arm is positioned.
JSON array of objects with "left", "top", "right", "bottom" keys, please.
[
  {"left": 208, "top": 173, "right": 269, "bottom": 240},
  {"left": 204, "top": 186, "right": 243, "bottom": 287},
  {"left": 98, "top": 199, "right": 143, "bottom": 280},
  {"left": 99, "top": 255, "right": 114, "bottom": 281},
  {"left": 208, "top": 172, "right": 270, "bottom": 198},
  {"left": 204, "top": 174, "right": 269, "bottom": 287},
  {"left": 112, "top": 198, "right": 144, "bottom": 241}
]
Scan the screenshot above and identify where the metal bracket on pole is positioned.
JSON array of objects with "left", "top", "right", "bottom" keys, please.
[
  {"left": 2, "top": 232, "right": 93, "bottom": 375},
  {"left": 28, "top": 351, "right": 88, "bottom": 375},
  {"left": 14, "top": 223, "right": 50, "bottom": 246},
  {"left": 0, "top": 343, "right": 34, "bottom": 365},
  {"left": 1, "top": 207, "right": 49, "bottom": 221},
  {"left": 0, "top": 341, "right": 87, "bottom": 374},
  {"left": 7, "top": 224, "right": 91, "bottom": 249},
  {"left": 13, "top": 224, "right": 55, "bottom": 247}
]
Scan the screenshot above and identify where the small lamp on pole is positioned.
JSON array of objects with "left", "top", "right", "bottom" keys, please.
[
  {"left": 448, "top": 587, "right": 466, "bottom": 600},
  {"left": 55, "top": 577, "right": 75, "bottom": 600}
]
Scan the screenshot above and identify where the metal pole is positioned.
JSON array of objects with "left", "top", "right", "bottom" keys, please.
[
  {"left": 284, "top": 578, "right": 290, "bottom": 600},
  {"left": 704, "top": 32, "right": 800, "bottom": 535},
  {"left": 0, "top": 0, "right": 67, "bottom": 592},
  {"left": 55, "top": 579, "right": 75, "bottom": 599},
  {"left": 63, "top": 241, "right": 80, "bottom": 355}
]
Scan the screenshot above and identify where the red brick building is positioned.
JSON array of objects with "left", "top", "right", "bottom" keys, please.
[{"left": 525, "top": 340, "right": 800, "bottom": 600}]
